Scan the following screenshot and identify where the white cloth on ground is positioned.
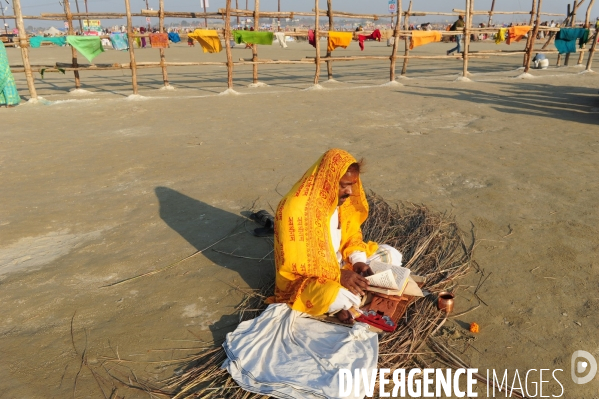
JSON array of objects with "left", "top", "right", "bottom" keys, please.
[
  {"left": 327, "top": 244, "right": 403, "bottom": 314},
  {"left": 223, "top": 303, "right": 378, "bottom": 399},
  {"left": 275, "top": 32, "right": 288, "bottom": 48}
]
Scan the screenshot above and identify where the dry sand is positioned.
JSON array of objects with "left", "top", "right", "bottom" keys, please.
[{"left": 1, "top": 39, "right": 599, "bottom": 397}]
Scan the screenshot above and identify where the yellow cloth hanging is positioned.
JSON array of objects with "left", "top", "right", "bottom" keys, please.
[
  {"left": 188, "top": 29, "right": 222, "bottom": 53},
  {"left": 266, "top": 149, "right": 378, "bottom": 316},
  {"left": 327, "top": 31, "right": 353, "bottom": 52},
  {"left": 495, "top": 28, "right": 507, "bottom": 44},
  {"left": 409, "top": 30, "right": 442, "bottom": 49}
]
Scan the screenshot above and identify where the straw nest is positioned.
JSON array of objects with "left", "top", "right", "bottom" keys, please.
[{"left": 139, "top": 193, "right": 476, "bottom": 398}]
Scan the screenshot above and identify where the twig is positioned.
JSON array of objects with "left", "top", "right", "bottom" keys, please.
[
  {"left": 101, "top": 231, "right": 244, "bottom": 288},
  {"left": 449, "top": 304, "right": 481, "bottom": 318}
]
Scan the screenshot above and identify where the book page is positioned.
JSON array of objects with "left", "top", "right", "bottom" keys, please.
[
  {"left": 366, "top": 269, "right": 399, "bottom": 290},
  {"left": 368, "top": 261, "right": 411, "bottom": 292}
]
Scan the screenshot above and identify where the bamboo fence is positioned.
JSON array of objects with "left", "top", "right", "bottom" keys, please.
[{"left": 6, "top": 0, "right": 596, "bottom": 101}]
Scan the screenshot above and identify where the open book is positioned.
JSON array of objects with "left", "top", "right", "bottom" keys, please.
[{"left": 365, "top": 261, "right": 424, "bottom": 297}]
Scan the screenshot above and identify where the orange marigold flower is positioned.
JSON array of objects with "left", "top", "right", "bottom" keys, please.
[{"left": 469, "top": 322, "right": 480, "bottom": 333}]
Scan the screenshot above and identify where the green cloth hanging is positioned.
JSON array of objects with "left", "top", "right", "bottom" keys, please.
[
  {"left": 66, "top": 36, "right": 105, "bottom": 63},
  {"left": 30, "top": 36, "right": 67, "bottom": 48},
  {"left": 233, "top": 31, "right": 274, "bottom": 45},
  {"left": 0, "top": 42, "right": 20, "bottom": 106}
]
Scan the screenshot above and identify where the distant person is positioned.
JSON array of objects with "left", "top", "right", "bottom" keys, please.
[{"left": 447, "top": 15, "right": 464, "bottom": 56}]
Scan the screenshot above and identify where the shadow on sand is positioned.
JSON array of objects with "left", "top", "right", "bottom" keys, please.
[{"left": 155, "top": 186, "right": 275, "bottom": 341}]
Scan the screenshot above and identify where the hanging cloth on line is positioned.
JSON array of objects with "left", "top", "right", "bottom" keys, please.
[
  {"left": 308, "top": 29, "right": 316, "bottom": 48},
  {"left": 29, "top": 36, "right": 67, "bottom": 48},
  {"left": 409, "top": 30, "right": 442, "bottom": 49},
  {"left": 66, "top": 36, "right": 104, "bottom": 63},
  {"left": 168, "top": 32, "right": 181, "bottom": 43},
  {"left": 188, "top": 29, "right": 222, "bottom": 53},
  {"left": 110, "top": 33, "right": 129, "bottom": 51},
  {"left": 554, "top": 28, "right": 590, "bottom": 54},
  {"left": 327, "top": 31, "right": 353, "bottom": 52},
  {"left": 0, "top": 42, "right": 20, "bottom": 106},
  {"left": 506, "top": 26, "right": 531, "bottom": 45},
  {"left": 358, "top": 29, "right": 381, "bottom": 51},
  {"left": 233, "top": 30, "right": 274, "bottom": 45},
  {"left": 494, "top": 28, "right": 507, "bottom": 44},
  {"left": 150, "top": 33, "right": 169, "bottom": 48},
  {"left": 274, "top": 32, "right": 288, "bottom": 48}
]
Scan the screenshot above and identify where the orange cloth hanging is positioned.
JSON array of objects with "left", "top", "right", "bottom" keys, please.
[
  {"left": 506, "top": 26, "right": 531, "bottom": 44},
  {"left": 409, "top": 31, "right": 442, "bottom": 49},
  {"left": 327, "top": 31, "right": 353, "bottom": 52},
  {"left": 149, "top": 33, "right": 169, "bottom": 48}
]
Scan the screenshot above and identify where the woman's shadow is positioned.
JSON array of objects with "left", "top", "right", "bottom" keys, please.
[{"left": 154, "top": 186, "right": 274, "bottom": 341}]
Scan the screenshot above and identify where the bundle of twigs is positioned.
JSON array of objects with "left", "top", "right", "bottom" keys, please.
[{"left": 156, "top": 193, "right": 475, "bottom": 398}]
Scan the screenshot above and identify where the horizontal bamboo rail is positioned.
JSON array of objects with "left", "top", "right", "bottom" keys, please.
[{"left": 453, "top": 8, "right": 564, "bottom": 16}]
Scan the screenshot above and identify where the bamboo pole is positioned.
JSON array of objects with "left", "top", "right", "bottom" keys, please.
[
  {"left": 462, "top": 0, "right": 472, "bottom": 78},
  {"left": 124, "top": 0, "right": 138, "bottom": 94},
  {"left": 584, "top": 26, "right": 598, "bottom": 70},
  {"left": 236, "top": 0, "right": 239, "bottom": 26},
  {"left": 326, "top": 0, "right": 334, "bottom": 80},
  {"left": 313, "top": 0, "right": 321, "bottom": 84},
  {"left": 63, "top": 0, "right": 81, "bottom": 89},
  {"left": 252, "top": 0, "right": 260, "bottom": 84},
  {"left": 225, "top": 0, "right": 234, "bottom": 88},
  {"left": 73, "top": 0, "right": 84, "bottom": 34},
  {"left": 523, "top": 0, "right": 538, "bottom": 67},
  {"left": 524, "top": 0, "right": 543, "bottom": 73},
  {"left": 158, "top": 0, "right": 169, "bottom": 88},
  {"left": 577, "top": 0, "right": 594, "bottom": 64},
  {"left": 488, "top": 0, "right": 496, "bottom": 26},
  {"left": 202, "top": 0, "right": 208, "bottom": 27},
  {"left": 12, "top": 0, "right": 37, "bottom": 100},
  {"left": 564, "top": 0, "right": 578, "bottom": 65},
  {"left": 389, "top": 0, "right": 402, "bottom": 81},
  {"left": 400, "top": 1, "right": 412, "bottom": 76}
]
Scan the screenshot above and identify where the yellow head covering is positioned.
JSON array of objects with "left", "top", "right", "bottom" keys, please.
[{"left": 267, "top": 149, "right": 378, "bottom": 315}]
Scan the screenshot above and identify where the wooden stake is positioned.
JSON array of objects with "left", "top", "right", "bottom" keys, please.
[
  {"left": 585, "top": 27, "right": 598, "bottom": 70},
  {"left": 462, "top": 0, "right": 472, "bottom": 78},
  {"left": 124, "top": 0, "right": 138, "bottom": 94},
  {"left": 389, "top": 0, "right": 402, "bottom": 81},
  {"left": 524, "top": 0, "right": 543, "bottom": 73},
  {"left": 11, "top": 0, "right": 37, "bottom": 99},
  {"left": 225, "top": 0, "right": 234, "bottom": 88},
  {"left": 522, "top": 0, "right": 537, "bottom": 67},
  {"left": 577, "top": 0, "right": 594, "bottom": 64},
  {"left": 63, "top": 0, "right": 81, "bottom": 89},
  {"left": 565, "top": 0, "right": 577, "bottom": 65},
  {"left": 488, "top": 0, "right": 496, "bottom": 27},
  {"left": 313, "top": 0, "right": 321, "bottom": 84},
  {"left": 401, "top": 1, "right": 412, "bottom": 76},
  {"left": 159, "top": 0, "right": 169, "bottom": 88},
  {"left": 326, "top": 0, "right": 334, "bottom": 80},
  {"left": 252, "top": 0, "right": 260, "bottom": 84}
]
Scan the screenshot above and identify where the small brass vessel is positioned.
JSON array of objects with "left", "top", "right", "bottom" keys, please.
[{"left": 437, "top": 291, "right": 455, "bottom": 313}]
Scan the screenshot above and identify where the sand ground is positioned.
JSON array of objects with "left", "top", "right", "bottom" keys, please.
[{"left": 1, "top": 39, "right": 599, "bottom": 398}]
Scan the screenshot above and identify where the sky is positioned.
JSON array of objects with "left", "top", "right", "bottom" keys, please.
[{"left": 8, "top": 0, "right": 596, "bottom": 29}]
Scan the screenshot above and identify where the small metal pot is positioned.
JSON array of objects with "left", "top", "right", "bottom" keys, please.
[{"left": 437, "top": 291, "right": 455, "bottom": 313}]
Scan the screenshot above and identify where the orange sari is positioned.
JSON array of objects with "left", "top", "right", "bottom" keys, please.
[{"left": 267, "top": 149, "right": 378, "bottom": 316}]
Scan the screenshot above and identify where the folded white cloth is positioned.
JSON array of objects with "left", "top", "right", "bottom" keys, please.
[
  {"left": 223, "top": 303, "right": 378, "bottom": 399},
  {"left": 275, "top": 31, "right": 288, "bottom": 48}
]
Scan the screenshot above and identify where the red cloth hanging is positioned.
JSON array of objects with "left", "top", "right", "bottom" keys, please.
[{"left": 358, "top": 29, "right": 381, "bottom": 51}]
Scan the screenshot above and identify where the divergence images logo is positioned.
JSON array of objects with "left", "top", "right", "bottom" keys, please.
[{"left": 571, "top": 350, "right": 598, "bottom": 385}]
